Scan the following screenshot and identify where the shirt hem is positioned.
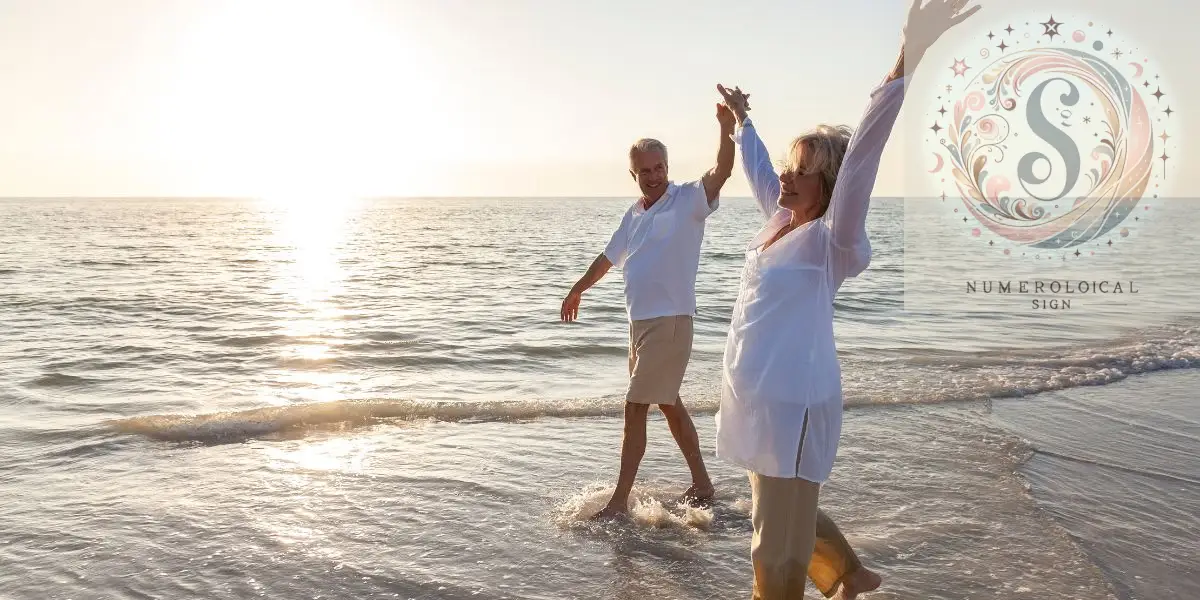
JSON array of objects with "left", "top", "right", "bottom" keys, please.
[
  {"left": 714, "top": 450, "right": 829, "bottom": 483},
  {"left": 627, "top": 308, "right": 697, "bottom": 322}
]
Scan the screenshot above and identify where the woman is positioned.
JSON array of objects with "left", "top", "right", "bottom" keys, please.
[{"left": 714, "top": 1, "right": 981, "bottom": 598}]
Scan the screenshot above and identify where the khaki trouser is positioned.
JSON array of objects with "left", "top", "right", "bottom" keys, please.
[{"left": 749, "top": 473, "right": 861, "bottom": 599}]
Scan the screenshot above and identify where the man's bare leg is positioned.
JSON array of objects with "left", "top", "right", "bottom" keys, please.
[
  {"left": 659, "top": 397, "right": 714, "bottom": 505},
  {"left": 593, "top": 402, "right": 650, "bottom": 520}
]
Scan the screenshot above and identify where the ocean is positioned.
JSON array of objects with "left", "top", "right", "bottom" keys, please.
[{"left": 1, "top": 196, "right": 1197, "bottom": 599}]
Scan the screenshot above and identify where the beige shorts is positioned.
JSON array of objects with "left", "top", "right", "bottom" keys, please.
[{"left": 626, "top": 315, "right": 693, "bottom": 406}]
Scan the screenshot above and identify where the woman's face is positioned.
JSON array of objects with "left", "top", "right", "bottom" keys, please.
[{"left": 778, "top": 146, "right": 823, "bottom": 215}]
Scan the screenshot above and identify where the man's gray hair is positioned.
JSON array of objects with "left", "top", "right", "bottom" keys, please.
[{"left": 629, "top": 138, "right": 668, "bottom": 165}]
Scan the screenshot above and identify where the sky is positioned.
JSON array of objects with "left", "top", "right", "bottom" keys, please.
[{"left": 0, "top": 0, "right": 1193, "bottom": 199}]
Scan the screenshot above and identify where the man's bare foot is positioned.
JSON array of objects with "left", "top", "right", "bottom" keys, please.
[
  {"left": 679, "top": 483, "right": 715, "bottom": 507},
  {"left": 836, "top": 567, "right": 882, "bottom": 599},
  {"left": 590, "top": 503, "right": 629, "bottom": 521}
]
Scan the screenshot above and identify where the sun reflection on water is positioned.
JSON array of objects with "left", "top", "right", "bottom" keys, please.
[
  {"left": 259, "top": 195, "right": 362, "bottom": 406},
  {"left": 264, "top": 436, "right": 375, "bottom": 474}
]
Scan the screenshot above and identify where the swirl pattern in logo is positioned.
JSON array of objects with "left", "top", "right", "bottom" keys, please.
[{"left": 927, "top": 18, "right": 1175, "bottom": 257}]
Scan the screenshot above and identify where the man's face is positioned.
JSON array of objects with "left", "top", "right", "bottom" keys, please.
[{"left": 629, "top": 150, "right": 668, "bottom": 199}]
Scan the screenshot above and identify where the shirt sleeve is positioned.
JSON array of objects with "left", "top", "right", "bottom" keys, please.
[
  {"left": 733, "top": 118, "right": 782, "bottom": 220},
  {"left": 603, "top": 210, "right": 633, "bottom": 269},
  {"left": 825, "top": 77, "right": 906, "bottom": 259},
  {"left": 685, "top": 179, "right": 718, "bottom": 220}
]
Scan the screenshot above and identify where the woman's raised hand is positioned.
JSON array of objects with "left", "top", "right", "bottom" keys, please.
[
  {"left": 717, "top": 84, "right": 751, "bottom": 124},
  {"left": 903, "top": 0, "right": 982, "bottom": 67}
]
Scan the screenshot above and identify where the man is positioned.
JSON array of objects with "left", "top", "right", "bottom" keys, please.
[{"left": 560, "top": 101, "right": 736, "bottom": 519}]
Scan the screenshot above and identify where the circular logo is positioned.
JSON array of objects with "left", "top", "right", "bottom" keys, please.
[{"left": 927, "top": 17, "right": 1177, "bottom": 257}]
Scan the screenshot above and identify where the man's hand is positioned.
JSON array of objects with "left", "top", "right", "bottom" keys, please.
[
  {"left": 560, "top": 254, "right": 612, "bottom": 323},
  {"left": 561, "top": 290, "right": 582, "bottom": 322},
  {"left": 717, "top": 84, "right": 751, "bottom": 125},
  {"left": 716, "top": 103, "right": 736, "bottom": 133},
  {"left": 903, "top": 0, "right": 982, "bottom": 68}
]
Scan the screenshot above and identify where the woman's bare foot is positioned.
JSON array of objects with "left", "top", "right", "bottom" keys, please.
[
  {"left": 679, "top": 483, "right": 715, "bottom": 507},
  {"left": 836, "top": 567, "right": 882, "bottom": 599}
]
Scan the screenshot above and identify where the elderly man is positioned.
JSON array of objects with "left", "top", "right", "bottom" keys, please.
[{"left": 561, "top": 103, "right": 736, "bottom": 519}]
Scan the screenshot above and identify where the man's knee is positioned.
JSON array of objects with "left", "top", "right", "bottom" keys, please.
[{"left": 624, "top": 402, "right": 651, "bottom": 419}]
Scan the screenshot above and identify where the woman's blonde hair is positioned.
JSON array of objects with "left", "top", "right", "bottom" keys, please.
[{"left": 783, "top": 124, "right": 854, "bottom": 216}]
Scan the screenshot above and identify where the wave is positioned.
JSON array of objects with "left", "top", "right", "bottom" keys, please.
[
  {"left": 205, "top": 334, "right": 292, "bottom": 348},
  {"left": 505, "top": 343, "right": 627, "bottom": 359},
  {"left": 29, "top": 373, "right": 101, "bottom": 388},
  {"left": 106, "top": 324, "right": 1200, "bottom": 443},
  {"left": 1033, "top": 449, "right": 1200, "bottom": 486},
  {"left": 107, "top": 397, "right": 638, "bottom": 443},
  {"left": 77, "top": 260, "right": 132, "bottom": 267},
  {"left": 842, "top": 324, "right": 1200, "bottom": 407}
]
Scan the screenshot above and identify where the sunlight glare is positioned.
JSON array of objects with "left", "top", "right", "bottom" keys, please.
[{"left": 160, "top": 0, "right": 443, "bottom": 197}]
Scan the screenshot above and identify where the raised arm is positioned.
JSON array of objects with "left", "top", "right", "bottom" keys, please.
[
  {"left": 828, "top": 0, "right": 982, "bottom": 250},
  {"left": 825, "top": 75, "right": 906, "bottom": 251},
  {"left": 719, "top": 84, "right": 781, "bottom": 219},
  {"left": 701, "top": 103, "right": 737, "bottom": 206}
]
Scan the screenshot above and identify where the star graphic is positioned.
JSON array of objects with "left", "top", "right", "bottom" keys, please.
[
  {"left": 938, "top": 106, "right": 947, "bottom": 116},
  {"left": 987, "top": 31, "right": 995, "bottom": 40},
  {"left": 1005, "top": 25, "right": 1015, "bottom": 34},
  {"left": 931, "top": 122, "right": 943, "bottom": 134},
  {"left": 963, "top": 217, "right": 969, "bottom": 223},
  {"left": 1041, "top": 16, "right": 1063, "bottom": 39},
  {"left": 1112, "top": 48, "right": 1123, "bottom": 59},
  {"left": 1164, "top": 106, "right": 1174, "bottom": 117},
  {"left": 1152, "top": 87, "right": 1165, "bottom": 101},
  {"left": 1074, "top": 249, "right": 1081, "bottom": 257},
  {"left": 946, "top": 84, "right": 953, "bottom": 93},
  {"left": 1108, "top": 239, "right": 1114, "bottom": 246},
  {"left": 1107, "top": 29, "right": 1114, "bottom": 37},
  {"left": 950, "top": 58, "right": 970, "bottom": 77},
  {"left": 997, "top": 41, "right": 1009, "bottom": 52},
  {"left": 1083, "top": 116, "right": 1091, "bottom": 124},
  {"left": 941, "top": 192, "right": 947, "bottom": 201},
  {"left": 1160, "top": 131, "right": 1170, "bottom": 143},
  {"left": 989, "top": 240, "right": 995, "bottom": 246}
]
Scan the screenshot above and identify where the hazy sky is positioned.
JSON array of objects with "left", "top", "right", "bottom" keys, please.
[{"left": 0, "top": 0, "right": 1192, "bottom": 198}]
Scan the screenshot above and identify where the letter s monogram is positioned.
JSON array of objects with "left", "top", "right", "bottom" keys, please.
[{"left": 1017, "top": 77, "right": 1082, "bottom": 202}]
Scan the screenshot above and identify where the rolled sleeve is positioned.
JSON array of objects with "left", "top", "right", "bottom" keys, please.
[
  {"left": 603, "top": 213, "right": 632, "bottom": 269},
  {"left": 683, "top": 179, "right": 718, "bottom": 220}
]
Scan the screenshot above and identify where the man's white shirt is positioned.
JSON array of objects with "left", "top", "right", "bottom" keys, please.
[{"left": 603, "top": 180, "right": 719, "bottom": 321}]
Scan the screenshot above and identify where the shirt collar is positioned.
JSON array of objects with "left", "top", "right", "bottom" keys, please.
[
  {"left": 635, "top": 181, "right": 676, "bottom": 214},
  {"left": 748, "top": 208, "right": 794, "bottom": 250}
]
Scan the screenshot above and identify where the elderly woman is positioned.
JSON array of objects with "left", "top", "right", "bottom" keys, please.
[{"left": 715, "top": 1, "right": 981, "bottom": 598}]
